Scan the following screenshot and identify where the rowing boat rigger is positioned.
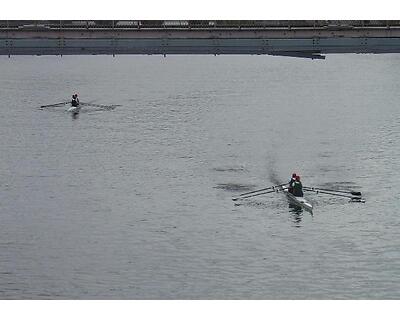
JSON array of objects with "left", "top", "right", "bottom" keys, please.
[
  {"left": 231, "top": 179, "right": 364, "bottom": 211},
  {"left": 280, "top": 186, "right": 313, "bottom": 212}
]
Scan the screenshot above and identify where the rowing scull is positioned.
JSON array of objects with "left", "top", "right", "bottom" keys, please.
[
  {"left": 67, "top": 104, "right": 80, "bottom": 114},
  {"left": 280, "top": 186, "right": 313, "bottom": 212}
]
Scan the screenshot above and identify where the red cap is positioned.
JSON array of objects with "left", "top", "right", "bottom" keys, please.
[
  {"left": 296, "top": 175, "right": 300, "bottom": 181},
  {"left": 292, "top": 173, "right": 297, "bottom": 178}
]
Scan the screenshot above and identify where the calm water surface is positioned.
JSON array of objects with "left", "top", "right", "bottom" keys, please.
[{"left": 0, "top": 54, "right": 399, "bottom": 299}]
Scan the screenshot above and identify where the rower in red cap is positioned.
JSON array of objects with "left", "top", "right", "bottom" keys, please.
[
  {"left": 292, "top": 175, "right": 304, "bottom": 197},
  {"left": 288, "top": 173, "right": 297, "bottom": 194}
]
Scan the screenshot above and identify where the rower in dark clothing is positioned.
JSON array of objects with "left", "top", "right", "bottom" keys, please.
[
  {"left": 288, "top": 173, "right": 297, "bottom": 194},
  {"left": 292, "top": 175, "right": 304, "bottom": 197},
  {"left": 71, "top": 94, "right": 80, "bottom": 107}
]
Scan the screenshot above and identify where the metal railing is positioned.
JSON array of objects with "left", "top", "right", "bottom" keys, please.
[{"left": 1, "top": 20, "right": 400, "bottom": 30}]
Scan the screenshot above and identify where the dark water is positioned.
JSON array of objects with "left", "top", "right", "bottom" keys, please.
[{"left": 0, "top": 54, "right": 399, "bottom": 299}]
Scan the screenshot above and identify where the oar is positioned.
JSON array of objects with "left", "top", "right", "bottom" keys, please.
[
  {"left": 305, "top": 189, "right": 365, "bottom": 201},
  {"left": 81, "top": 102, "right": 121, "bottom": 108},
  {"left": 40, "top": 101, "right": 68, "bottom": 108},
  {"left": 232, "top": 189, "right": 278, "bottom": 201},
  {"left": 234, "top": 182, "right": 288, "bottom": 198},
  {"left": 304, "top": 186, "right": 361, "bottom": 197}
]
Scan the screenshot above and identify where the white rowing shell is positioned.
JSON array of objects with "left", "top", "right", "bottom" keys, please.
[
  {"left": 67, "top": 106, "right": 79, "bottom": 113},
  {"left": 282, "top": 186, "right": 313, "bottom": 212}
]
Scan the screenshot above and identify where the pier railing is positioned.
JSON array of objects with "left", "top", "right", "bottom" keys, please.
[
  {"left": 2, "top": 20, "right": 400, "bottom": 59},
  {"left": 2, "top": 20, "right": 400, "bottom": 30}
]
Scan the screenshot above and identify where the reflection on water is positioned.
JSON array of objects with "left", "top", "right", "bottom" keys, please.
[
  {"left": 288, "top": 204, "right": 313, "bottom": 227},
  {"left": 71, "top": 111, "right": 79, "bottom": 119}
]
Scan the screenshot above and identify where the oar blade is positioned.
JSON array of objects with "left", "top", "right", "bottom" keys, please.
[{"left": 350, "top": 197, "right": 365, "bottom": 203}]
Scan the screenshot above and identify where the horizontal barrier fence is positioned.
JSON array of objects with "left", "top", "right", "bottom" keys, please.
[{"left": 2, "top": 21, "right": 400, "bottom": 58}]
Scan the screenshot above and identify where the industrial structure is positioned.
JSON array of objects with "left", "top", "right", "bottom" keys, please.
[{"left": 2, "top": 20, "right": 400, "bottom": 59}]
